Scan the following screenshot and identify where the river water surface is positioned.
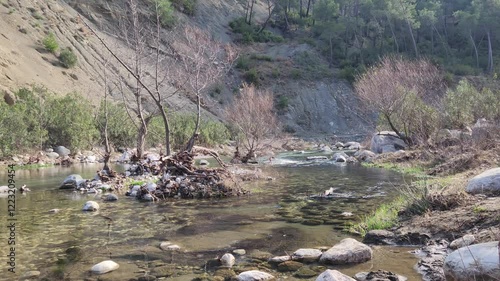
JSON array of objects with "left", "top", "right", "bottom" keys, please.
[{"left": 0, "top": 154, "right": 422, "bottom": 280}]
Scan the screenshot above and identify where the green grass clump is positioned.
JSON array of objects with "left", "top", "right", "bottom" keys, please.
[
  {"left": 43, "top": 32, "right": 59, "bottom": 53},
  {"left": 59, "top": 47, "right": 77, "bottom": 68},
  {"left": 16, "top": 163, "right": 54, "bottom": 170},
  {"left": 348, "top": 197, "right": 404, "bottom": 237}
]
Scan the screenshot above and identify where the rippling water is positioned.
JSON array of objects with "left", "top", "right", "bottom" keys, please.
[{"left": 0, "top": 156, "right": 421, "bottom": 280}]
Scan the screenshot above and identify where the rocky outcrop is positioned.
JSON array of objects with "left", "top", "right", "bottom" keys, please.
[
  {"left": 54, "top": 146, "right": 71, "bottom": 157},
  {"left": 465, "top": 168, "right": 500, "bottom": 195},
  {"left": 370, "top": 131, "right": 406, "bottom": 154},
  {"left": 362, "top": 230, "right": 396, "bottom": 245},
  {"left": 316, "top": 269, "right": 355, "bottom": 281},
  {"left": 319, "top": 238, "right": 372, "bottom": 265},
  {"left": 90, "top": 260, "right": 119, "bottom": 274},
  {"left": 444, "top": 241, "right": 500, "bottom": 281}
]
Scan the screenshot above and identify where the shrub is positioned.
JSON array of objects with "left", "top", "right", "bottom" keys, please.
[
  {"left": 96, "top": 101, "right": 137, "bottom": 148},
  {"left": 154, "top": 0, "right": 176, "bottom": 27},
  {"left": 45, "top": 92, "right": 98, "bottom": 149},
  {"left": 171, "top": 0, "right": 196, "bottom": 15},
  {"left": 147, "top": 113, "right": 229, "bottom": 150},
  {"left": 244, "top": 68, "right": 260, "bottom": 85},
  {"left": 229, "top": 17, "right": 284, "bottom": 44},
  {"left": 43, "top": 33, "right": 58, "bottom": 53},
  {"left": 277, "top": 95, "right": 289, "bottom": 111},
  {"left": 59, "top": 47, "right": 77, "bottom": 68},
  {"left": 235, "top": 56, "right": 251, "bottom": 70}
]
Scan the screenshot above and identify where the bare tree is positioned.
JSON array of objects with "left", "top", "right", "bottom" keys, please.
[
  {"left": 355, "top": 56, "right": 445, "bottom": 145},
  {"left": 225, "top": 84, "right": 280, "bottom": 162},
  {"left": 173, "top": 26, "right": 237, "bottom": 152}
]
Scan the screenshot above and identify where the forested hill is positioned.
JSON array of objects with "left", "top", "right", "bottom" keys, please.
[{"left": 269, "top": 0, "right": 499, "bottom": 78}]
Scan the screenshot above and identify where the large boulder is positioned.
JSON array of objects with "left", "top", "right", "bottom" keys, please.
[
  {"left": 465, "top": 168, "right": 500, "bottom": 195},
  {"left": 449, "top": 234, "right": 475, "bottom": 250},
  {"left": 90, "top": 260, "right": 119, "bottom": 274},
  {"left": 370, "top": 131, "right": 407, "bottom": 154},
  {"left": 291, "top": 248, "right": 322, "bottom": 263},
  {"left": 319, "top": 238, "right": 372, "bottom": 265},
  {"left": 60, "top": 174, "right": 84, "bottom": 189},
  {"left": 238, "top": 270, "right": 274, "bottom": 281},
  {"left": 332, "top": 152, "right": 348, "bottom": 163},
  {"left": 316, "top": 269, "right": 355, "bottom": 281},
  {"left": 54, "top": 146, "right": 71, "bottom": 157},
  {"left": 444, "top": 241, "right": 500, "bottom": 281}
]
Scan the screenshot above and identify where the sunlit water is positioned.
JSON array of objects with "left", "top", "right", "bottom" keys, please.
[{"left": 0, "top": 155, "right": 421, "bottom": 280}]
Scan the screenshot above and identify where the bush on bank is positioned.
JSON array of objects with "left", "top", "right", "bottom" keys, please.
[{"left": 0, "top": 86, "right": 230, "bottom": 157}]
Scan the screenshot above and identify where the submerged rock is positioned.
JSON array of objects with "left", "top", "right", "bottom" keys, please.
[
  {"left": 104, "top": 194, "right": 118, "bottom": 202},
  {"left": 82, "top": 201, "right": 99, "bottom": 211},
  {"left": 268, "top": 255, "right": 291, "bottom": 264},
  {"left": 465, "top": 168, "right": 500, "bottom": 195},
  {"left": 238, "top": 270, "right": 274, "bottom": 281},
  {"left": 444, "top": 241, "right": 500, "bottom": 281},
  {"left": 277, "top": 261, "right": 303, "bottom": 272},
  {"left": 319, "top": 238, "right": 372, "bottom": 265},
  {"left": 354, "top": 270, "right": 407, "bottom": 281},
  {"left": 90, "top": 260, "right": 119, "bottom": 274},
  {"left": 316, "top": 269, "right": 355, "bottom": 281}
]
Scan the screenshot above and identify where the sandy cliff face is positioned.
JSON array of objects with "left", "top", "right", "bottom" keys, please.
[{"left": 0, "top": 0, "right": 373, "bottom": 137}]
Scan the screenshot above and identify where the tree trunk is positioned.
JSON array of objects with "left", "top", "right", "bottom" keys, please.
[
  {"left": 305, "top": 0, "right": 312, "bottom": 17},
  {"left": 103, "top": 81, "right": 111, "bottom": 172},
  {"left": 299, "top": 0, "right": 303, "bottom": 18},
  {"left": 487, "top": 29, "right": 494, "bottom": 74},
  {"left": 407, "top": 19, "right": 418, "bottom": 57},
  {"left": 185, "top": 93, "right": 201, "bottom": 152},
  {"left": 385, "top": 113, "right": 412, "bottom": 146},
  {"left": 470, "top": 32, "right": 479, "bottom": 69},
  {"left": 249, "top": 0, "right": 255, "bottom": 25},
  {"left": 158, "top": 104, "right": 171, "bottom": 156},
  {"left": 387, "top": 14, "right": 399, "bottom": 52}
]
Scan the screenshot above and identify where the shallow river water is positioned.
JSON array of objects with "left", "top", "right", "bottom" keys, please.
[{"left": 0, "top": 154, "right": 422, "bottom": 280}]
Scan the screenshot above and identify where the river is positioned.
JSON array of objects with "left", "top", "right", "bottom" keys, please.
[{"left": 0, "top": 153, "right": 422, "bottom": 280}]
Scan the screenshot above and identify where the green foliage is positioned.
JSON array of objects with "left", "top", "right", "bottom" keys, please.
[
  {"left": 58, "top": 47, "right": 77, "bottom": 68},
  {"left": 0, "top": 86, "right": 48, "bottom": 155},
  {"left": 244, "top": 68, "right": 260, "bottom": 85},
  {"left": 293, "top": 51, "right": 331, "bottom": 79},
  {"left": 277, "top": 95, "right": 289, "bottom": 111},
  {"left": 147, "top": 113, "right": 229, "bottom": 150},
  {"left": 0, "top": 87, "right": 98, "bottom": 156},
  {"left": 250, "top": 54, "right": 273, "bottom": 61},
  {"left": 229, "top": 17, "right": 284, "bottom": 44},
  {"left": 444, "top": 79, "right": 500, "bottom": 127},
  {"left": 42, "top": 32, "right": 59, "bottom": 53},
  {"left": 170, "top": 0, "right": 196, "bottom": 15},
  {"left": 235, "top": 56, "right": 251, "bottom": 70},
  {"left": 154, "top": 0, "right": 176, "bottom": 27},
  {"left": 338, "top": 66, "right": 356, "bottom": 83},
  {"left": 348, "top": 198, "right": 404, "bottom": 237},
  {"left": 45, "top": 92, "right": 98, "bottom": 150},
  {"left": 96, "top": 101, "right": 136, "bottom": 148}
]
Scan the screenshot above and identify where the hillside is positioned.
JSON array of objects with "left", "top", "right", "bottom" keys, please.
[{"left": 0, "top": 0, "right": 374, "bottom": 140}]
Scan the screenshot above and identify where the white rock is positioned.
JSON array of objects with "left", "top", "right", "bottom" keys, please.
[
  {"left": 444, "top": 241, "right": 500, "bottom": 281},
  {"left": 49, "top": 209, "right": 61, "bottom": 213},
  {"left": 159, "top": 241, "right": 172, "bottom": 250},
  {"left": 319, "top": 238, "right": 372, "bottom": 265},
  {"left": 220, "top": 253, "right": 235, "bottom": 268},
  {"left": 85, "top": 155, "right": 97, "bottom": 163},
  {"left": 90, "top": 260, "right": 119, "bottom": 274},
  {"left": 316, "top": 269, "right": 356, "bottom": 281},
  {"left": 233, "top": 249, "right": 246, "bottom": 256},
  {"left": 291, "top": 248, "right": 322, "bottom": 262},
  {"left": 238, "top": 270, "right": 274, "bottom": 281},
  {"left": 0, "top": 186, "right": 8, "bottom": 193},
  {"left": 465, "top": 168, "right": 500, "bottom": 195},
  {"left": 82, "top": 201, "right": 100, "bottom": 211},
  {"left": 199, "top": 159, "right": 209, "bottom": 166},
  {"left": 142, "top": 194, "right": 154, "bottom": 201},
  {"left": 449, "top": 234, "right": 475, "bottom": 250},
  {"left": 268, "top": 255, "right": 291, "bottom": 263},
  {"left": 333, "top": 152, "right": 348, "bottom": 163},
  {"left": 307, "top": 156, "right": 328, "bottom": 160},
  {"left": 165, "top": 244, "right": 180, "bottom": 251}
]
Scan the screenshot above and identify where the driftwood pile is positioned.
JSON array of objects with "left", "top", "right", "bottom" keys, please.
[{"left": 124, "top": 149, "right": 246, "bottom": 200}]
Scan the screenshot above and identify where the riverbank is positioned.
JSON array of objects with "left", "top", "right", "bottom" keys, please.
[{"left": 351, "top": 143, "right": 500, "bottom": 280}]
